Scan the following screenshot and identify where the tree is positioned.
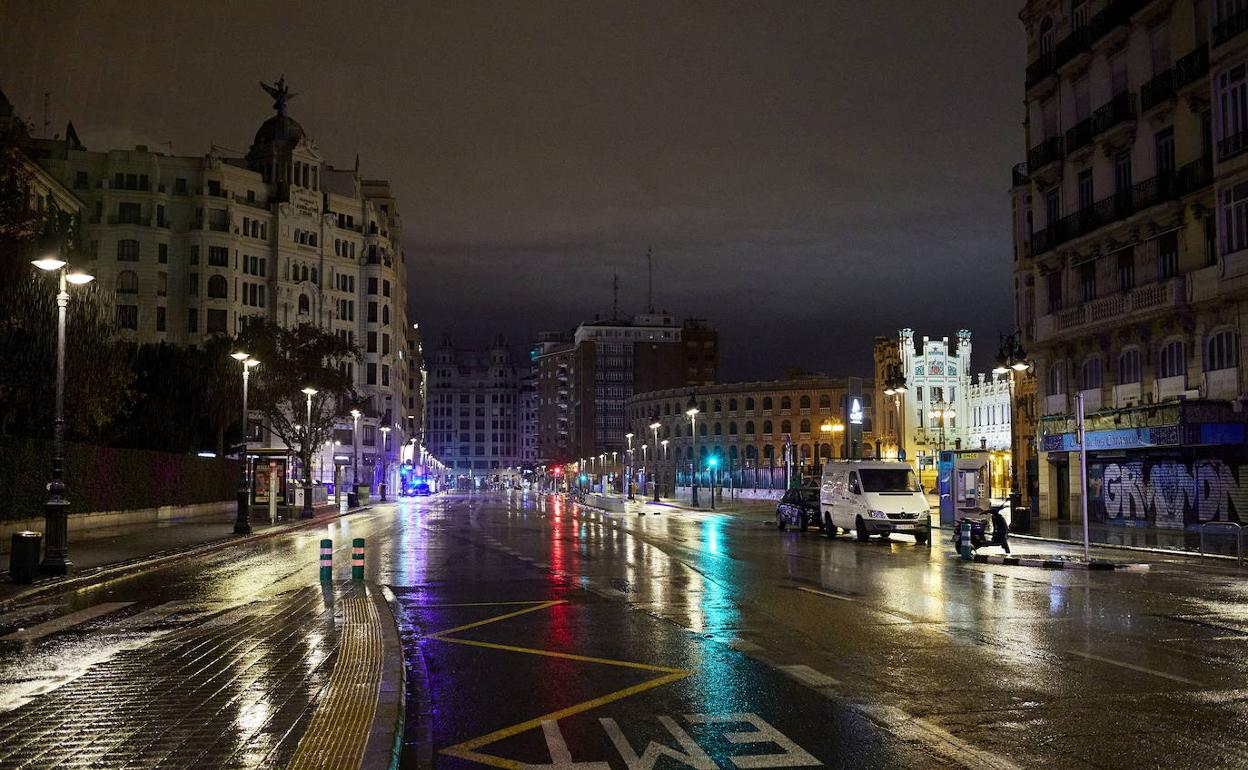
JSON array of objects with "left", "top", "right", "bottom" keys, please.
[
  {"left": 0, "top": 125, "right": 133, "bottom": 440},
  {"left": 235, "top": 321, "right": 362, "bottom": 508}
]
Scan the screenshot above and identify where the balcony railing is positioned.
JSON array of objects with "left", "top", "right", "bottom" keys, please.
[
  {"left": 1214, "top": 7, "right": 1248, "bottom": 46},
  {"left": 1219, "top": 129, "right": 1248, "bottom": 162},
  {"left": 1027, "top": 136, "right": 1064, "bottom": 171},
  {"left": 1140, "top": 70, "right": 1174, "bottom": 112},
  {"left": 1031, "top": 157, "right": 1211, "bottom": 254},
  {"left": 1065, "top": 118, "right": 1094, "bottom": 154},
  {"left": 1012, "top": 162, "right": 1029, "bottom": 187},
  {"left": 1092, "top": 92, "right": 1136, "bottom": 136},
  {"left": 1035, "top": 277, "right": 1187, "bottom": 342},
  {"left": 1173, "top": 45, "right": 1210, "bottom": 91},
  {"left": 1024, "top": 0, "right": 1150, "bottom": 88}
]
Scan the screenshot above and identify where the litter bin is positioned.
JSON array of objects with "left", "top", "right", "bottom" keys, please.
[
  {"left": 1009, "top": 506, "right": 1031, "bottom": 535},
  {"left": 9, "top": 531, "right": 41, "bottom": 584}
]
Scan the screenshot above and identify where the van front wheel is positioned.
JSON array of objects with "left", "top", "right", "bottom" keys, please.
[
  {"left": 824, "top": 514, "right": 836, "bottom": 538},
  {"left": 855, "top": 516, "right": 870, "bottom": 542}
]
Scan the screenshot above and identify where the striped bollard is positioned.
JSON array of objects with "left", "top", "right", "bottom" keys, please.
[
  {"left": 319, "top": 539, "right": 333, "bottom": 582},
  {"left": 351, "top": 537, "right": 365, "bottom": 580},
  {"left": 960, "top": 520, "right": 973, "bottom": 560}
]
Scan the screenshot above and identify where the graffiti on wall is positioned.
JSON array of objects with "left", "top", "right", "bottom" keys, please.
[{"left": 1087, "top": 459, "right": 1248, "bottom": 528}]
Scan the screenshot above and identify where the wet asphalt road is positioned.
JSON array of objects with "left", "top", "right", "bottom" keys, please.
[{"left": 3, "top": 491, "right": 1248, "bottom": 769}]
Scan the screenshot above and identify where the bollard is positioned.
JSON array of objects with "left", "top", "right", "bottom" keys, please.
[
  {"left": 319, "top": 538, "right": 333, "bottom": 582},
  {"left": 959, "top": 520, "right": 972, "bottom": 560},
  {"left": 351, "top": 537, "right": 365, "bottom": 580}
]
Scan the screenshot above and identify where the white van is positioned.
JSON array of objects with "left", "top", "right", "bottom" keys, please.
[{"left": 819, "top": 461, "right": 930, "bottom": 544}]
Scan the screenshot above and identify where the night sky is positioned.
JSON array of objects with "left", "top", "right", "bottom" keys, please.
[{"left": 0, "top": 1, "right": 1024, "bottom": 379}]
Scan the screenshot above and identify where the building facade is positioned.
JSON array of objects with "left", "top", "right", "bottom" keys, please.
[
  {"left": 20, "top": 80, "right": 420, "bottom": 490},
  {"left": 533, "top": 331, "right": 574, "bottom": 463},
  {"left": 1016, "top": 1, "right": 1247, "bottom": 524},
  {"left": 624, "top": 377, "right": 878, "bottom": 482},
  {"left": 424, "top": 334, "right": 523, "bottom": 483}
]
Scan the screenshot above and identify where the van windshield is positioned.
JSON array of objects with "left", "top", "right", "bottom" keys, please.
[{"left": 858, "top": 468, "right": 921, "bottom": 493}]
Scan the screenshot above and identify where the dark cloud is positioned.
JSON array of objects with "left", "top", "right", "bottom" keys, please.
[{"left": 0, "top": 0, "right": 1024, "bottom": 378}]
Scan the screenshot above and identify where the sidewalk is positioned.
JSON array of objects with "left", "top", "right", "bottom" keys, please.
[{"left": 0, "top": 502, "right": 359, "bottom": 605}]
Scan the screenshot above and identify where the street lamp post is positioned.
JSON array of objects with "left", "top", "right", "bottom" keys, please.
[
  {"left": 686, "top": 395, "right": 700, "bottom": 506},
  {"left": 819, "top": 419, "right": 843, "bottom": 473},
  {"left": 300, "top": 387, "right": 317, "bottom": 518},
  {"left": 230, "top": 352, "right": 260, "bottom": 534},
  {"left": 994, "top": 332, "right": 1031, "bottom": 512},
  {"left": 624, "top": 432, "right": 634, "bottom": 500},
  {"left": 379, "top": 426, "right": 391, "bottom": 502},
  {"left": 660, "top": 439, "right": 669, "bottom": 499},
  {"left": 350, "top": 408, "right": 361, "bottom": 507},
  {"left": 32, "top": 257, "right": 94, "bottom": 574},
  {"left": 882, "top": 363, "right": 908, "bottom": 461},
  {"left": 649, "top": 417, "right": 662, "bottom": 502}
]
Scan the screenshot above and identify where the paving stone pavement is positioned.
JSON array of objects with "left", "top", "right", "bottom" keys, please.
[{"left": 0, "top": 584, "right": 380, "bottom": 770}]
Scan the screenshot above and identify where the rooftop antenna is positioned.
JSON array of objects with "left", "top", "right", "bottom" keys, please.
[
  {"left": 646, "top": 246, "right": 654, "bottom": 313},
  {"left": 612, "top": 272, "right": 620, "bottom": 320},
  {"left": 42, "top": 92, "right": 50, "bottom": 139}
]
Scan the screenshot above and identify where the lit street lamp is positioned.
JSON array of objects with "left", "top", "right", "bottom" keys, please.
[
  {"left": 32, "top": 256, "right": 94, "bottom": 574},
  {"left": 230, "top": 352, "right": 260, "bottom": 534},
  {"left": 933, "top": 400, "right": 956, "bottom": 455},
  {"left": 649, "top": 417, "right": 662, "bottom": 503},
  {"left": 994, "top": 331, "right": 1031, "bottom": 512},
  {"left": 818, "top": 418, "right": 843, "bottom": 473},
  {"left": 882, "top": 362, "right": 908, "bottom": 461},
  {"left": 379, "top": 425, "right": 391, "bottom": 501},
  {"left": 299, "top": 387, "right": 317, "bottom": 518},
  {"left": 624, "top": 432, "right": 634, "bottom": 500},
  {"left": 350, "top": 408, "right": 361, "bottom": 506},
  {"left": 686, "top": 395, "right": 700, "bottom": 506}
]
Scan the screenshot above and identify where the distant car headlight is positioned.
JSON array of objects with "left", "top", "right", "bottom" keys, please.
[{"left": 868, "top": 510, "right": 887, "bottom": 519}]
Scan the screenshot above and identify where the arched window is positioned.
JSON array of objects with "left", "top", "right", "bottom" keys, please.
[
  {"left": 745, "top": 397, "right": 755, "bottom": 410},
  {"left": 800, "top": 419, "right": 811, "bottom": 434},
  {"left": 819, "top": 395, "right": 831, "bottom": 409},
  {"left": 1071, "top": 0, "right": 1088, "bottom": 30},
  {"left": 799, "top": 395, "right": 811, "bottom": 409},
  {"left": 781, "top": 396, "right": 792, "bottom": 410},
  {"left": 745, "top": 445, "right": 758, "bottom": 459},
  {"left": 729, "top": 422, "right": 738, "bottom": 435},
  {"left": 729, "top": 446, "right": 738, "bottom": 460},
  {"left": 1119, "top": 349, "right": 1141, "bottom": 384},
  {"left": 699, "top": 400, "right": 707, "bottom": 413},
  {"left": 1159, "top": 339, "right": 1187, "bottom": 379},
  {"left": 1039, "top": 16, "right": 1054, "bottom": 55},
  {"left": 382, "top": 305, "right": 390, "bottom": 324},
  {"left": 1080, "top": 357, "right": 1102, "bottom": 390},
  {"left": 310, "top": 268, "right": 318, "bottom": 285},
  {"left": 763, "top": 397, "right": 773, "bottom": 410},
  {"left": 713, "top": 422, "right": 722, "bottom": 436},
  {"left": 699, "top": 422, "right": 707, "bottom": 436},
  {"left": 115, "top": 269, "right": 139, "bottom": 294},
  {"left": 780, "top": 419, "right": 792, "bottom": 434},
  {"left": 298, "top": 293, "right": 310, "bottom": 315},
  {"left": 1048, "top": 361, "right": 1065, "bottom": 395},
  {"left": 1207, "top": 330, "right": 1239, "bottom": 371},
  {"left": 763, "top": 445, "right": 775, "bottom": 460},
  {"left": 745, "top": 421, "right": 755, "bottom": 435},
  {"left": 763, "top": 420, "right": 773, "bottom": 434},
  {"left": 207, "top": 274, "right": 228, "bottom": 299},
  {"left": 713, "top": 399, "right": 722, "bottom": 413},
  {"left": 728, "top": 398, "right": 738, "bottom": 411},
  {"left": 301, "top": 265, "right": 309, "bottom": 282}
]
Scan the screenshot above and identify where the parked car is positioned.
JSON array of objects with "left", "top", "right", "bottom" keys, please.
[
  {"left": 413, "top": 482, "right": 432, "bottom": 496},
  {"left": 775, "top": 487, "right": 821, "bottom": 532},
  {"left": 819, "top": 461, "right": 930, "bottom": 544}
]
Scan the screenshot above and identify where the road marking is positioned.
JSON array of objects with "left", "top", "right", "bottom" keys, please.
[
  {"left": 777, "top": 664, "right": 839, "bottom": 688},
  {"left": 1066, "top": 649, "right": 1203, "bottom": 686},
  {"left": 600, "top": 716, "right": 715, "bottom": 770},
  {"left": 855, "top": 704, "right": 1021, "bottom": 770},
  {"left": 431, "top": 600, "right": 692, "bottom": 770},
  {"left": 0, "top": 602, "right": 133, "bottom": 642},
  {"left": 794, "top": 586, "right": 855, "bottom": 602},
  {"left": 524, "top": 720, "right": 611, "bottom": 769}
]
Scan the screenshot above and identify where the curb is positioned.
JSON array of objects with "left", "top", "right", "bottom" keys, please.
[
  {"left": 361, "top": 584, "right": 406, "bottom": 770},
  {"left": 0, "top": 504, "right": 375, "bottom": 608},
  {"left": 965, "top": 553, "right": 1150, "bottom": 571},
  {"left": 1009, "top": 531, "right": 1241, "bottom": 562},
  {"left": 390, "top": 587, "right": 434, "bottom": 769}
]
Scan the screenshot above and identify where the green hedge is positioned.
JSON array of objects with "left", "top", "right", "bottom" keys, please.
[{"left": 0, "top": 438, "right": 239, "bottom": 521}]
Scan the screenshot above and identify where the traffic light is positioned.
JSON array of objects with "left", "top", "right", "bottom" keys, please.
[{"left": 553, "top": 466, "right": 563, "bottom": 476}]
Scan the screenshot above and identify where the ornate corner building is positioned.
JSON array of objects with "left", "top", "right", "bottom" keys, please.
[
  {"left": 21, "top": 80, "right": 422, "bottom": 486},
  {"left": 1015, "top": 0, "right": 1247, "bottom": 525}
]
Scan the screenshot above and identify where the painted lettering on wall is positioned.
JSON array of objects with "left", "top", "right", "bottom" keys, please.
[{"left": 1088, "top": 459, "right": 1248, "bottom": 528}]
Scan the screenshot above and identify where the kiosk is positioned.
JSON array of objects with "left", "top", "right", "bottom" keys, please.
[{"left": 938, "top": 450, "right": 992, "bottom": 527}]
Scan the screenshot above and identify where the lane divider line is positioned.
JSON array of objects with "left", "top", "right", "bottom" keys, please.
[
  {"left": 777, "top": 664, "right": 839, "bottom": 688},
  {"left": 795, "top": 586, "right": 856, "bottom": 602},
  {"left": 1066, "top": 649, "right": 1204, "bottom": 686}
]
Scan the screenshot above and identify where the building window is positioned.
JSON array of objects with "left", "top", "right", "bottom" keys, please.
[
  {"left": 1046, "top": 271, "right": 1062, "bottom": 312},
  {"left": 117, "top": 239, "right": 139, "bottom": 261},
  {"left": 116, "top": 305, "right": 138, "bottom": 330},
  {"left": 1079, "top": 261, "right": 1097, "bottom": 302},
  {"left": 1119, "top": 349, "right": 1142, "bottom": 384},
  {"left": 1048, "top": 362, "right": 1066, "bottom": 396},
  {"left": 1159, "top": 339, "right": 1187, "bottom": 379},
  {"left": 207, "top": 275, "right": 228, "bottom": 299},
  {"left": 382, "top": 304, "right": 390, "bottom": 325},
  {"left": 156, "top": 306, "right": 166, "bottom": 332},
  {"left": 158, "top": 243, "right": 168, "bottom": 264},
  {"left": 208, "top": 246, "right": 229, "bottom": 267},
  {"left": 298, "top": 294, "right": 310, "bottom": 315},
  {"left": 1080, "top": 357, "right": 1102, "bottom": 390},
  {"left": 1207, "top": 329, "right": 1240, "bottom": 371},
  {"left": 206, "top": 309, "right": 227, "bottom": 334},
  {"left": 1038, "top": 17, "right": 1054, "bottom": 56},
  {"left": 115, "top": 270, "right": 139, "bottom": 295},
  {"left": 1222, "top": 181, "right": 1248, "bottom": 254},
  {"left": 368, "top": 302, "right": 378, "bottom": 322},
  {"left": 1117, "top": 250, "right": 1135, "bottom": 292},
  {"left": 187, "top": 308, "right": 198, "bottom": 333},
  {"left": 780, "top": 396, "right": 792, "bottom": 410},
  {"left": 1218, "top": 64, "right": 1248, "bottom": 160}
]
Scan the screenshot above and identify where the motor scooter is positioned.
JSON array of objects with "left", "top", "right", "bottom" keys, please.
[{"left": 951, "top": 505, "right": 1011, "bottom": 554}]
